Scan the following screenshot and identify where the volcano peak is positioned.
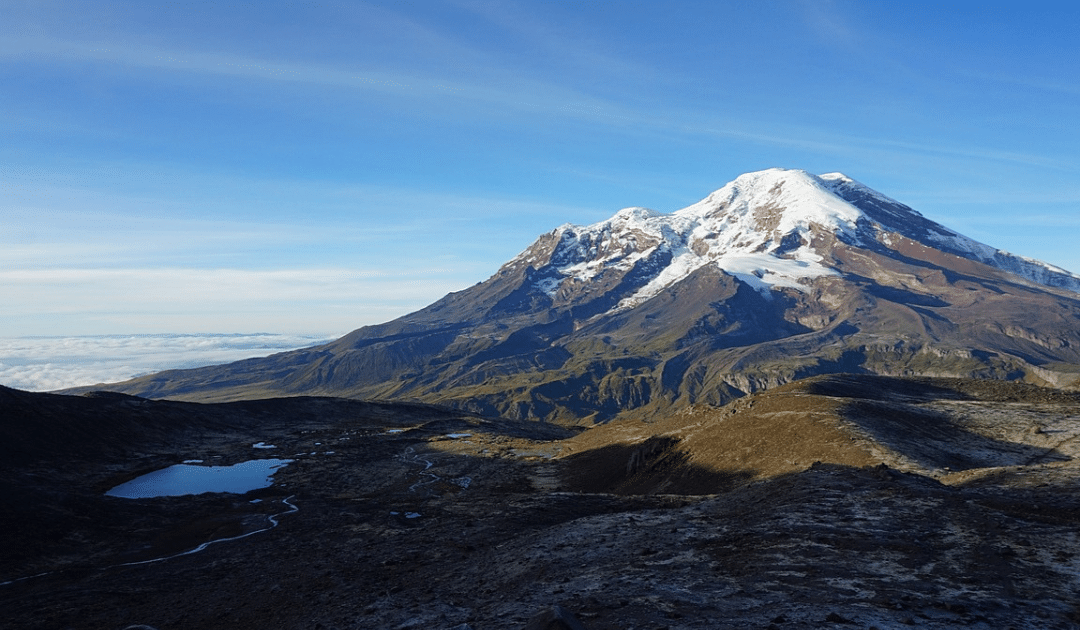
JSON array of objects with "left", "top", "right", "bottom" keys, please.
[{"left": 70, "top": 168, "right": 1080, "bottom": 424}]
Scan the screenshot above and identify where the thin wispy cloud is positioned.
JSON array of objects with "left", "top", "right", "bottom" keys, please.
[
  {"left": 448, "top": 0, "right": 663, "bottom": 87},
  {"left": 3, "top": 0, "right": 1078, "bottom": 338},
  {"left": 0, "top": 30, "right": 625, "bottom": 129},
  {"left": 2, "top": 267, "right": 466, "bottom": 306},
  {"left": 6, "top": 15, "right": 1067, "bottom": 185},
  {"left": 1, "top": 266, "right": 468, "bottom": 336},
  {"left": 0, "top": 168, "right": 601, "bottom": 264},
  {"left": 798, "top": 0, "right": 862, "bottom": 49}
]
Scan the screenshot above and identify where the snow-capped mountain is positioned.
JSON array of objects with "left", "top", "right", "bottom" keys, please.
[
  {"left": 508, "top": 168, "right": 1080, "bottom": 311},
  {"left": 74, "top": 169, "right": 1080, "bottom": 424}
]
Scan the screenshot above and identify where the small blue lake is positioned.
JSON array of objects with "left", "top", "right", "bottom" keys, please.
[{"left": 105, "top": 459, "right": 294, "bottom": 499}]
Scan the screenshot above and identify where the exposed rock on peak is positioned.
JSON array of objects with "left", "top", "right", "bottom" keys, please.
[{"left": 511, "top": 168, "right": 1080, "bottom": 308}]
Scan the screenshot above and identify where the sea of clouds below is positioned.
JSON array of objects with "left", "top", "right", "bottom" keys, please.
[{"left": 0, "top": 333, "right": 343, "bottom": 392}]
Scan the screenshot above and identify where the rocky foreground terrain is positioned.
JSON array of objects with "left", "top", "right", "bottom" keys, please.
[{"left": 4, "top": 375, "right": 1080, "bottom": 629}]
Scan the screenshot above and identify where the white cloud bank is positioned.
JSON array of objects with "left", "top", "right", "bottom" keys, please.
[
  {"left": 0, "top": 266, "right": 468, "bottom": 337},
  {"left": 0, "top": 332, "right": 342, "bottom": 392}
]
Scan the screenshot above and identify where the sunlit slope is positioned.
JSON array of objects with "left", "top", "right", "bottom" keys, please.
[
  {"left": 71, "top": 170, "right": 1080, "bottom": 423},
  {"left": 558, "top": 374, "right": 1080, "bottom": 494}
]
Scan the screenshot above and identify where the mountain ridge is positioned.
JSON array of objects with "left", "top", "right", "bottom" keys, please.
[
  {"left": 513, "top": 168, "right": 1080, "bottom": 310},
  {"left": 63, "top": 168, "right": 1080, "bottom": 422}
]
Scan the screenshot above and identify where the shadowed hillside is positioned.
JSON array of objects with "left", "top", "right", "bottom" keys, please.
[{"left": 6, "top": 375, "right": 1080, "bottom": 628}]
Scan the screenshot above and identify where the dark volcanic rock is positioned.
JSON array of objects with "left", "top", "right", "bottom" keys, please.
[{"left": 523, "top": 605, "right": 588, "bottom": 630}]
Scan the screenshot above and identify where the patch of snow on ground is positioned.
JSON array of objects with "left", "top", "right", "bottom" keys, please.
[
  {"left": 717, "top": 250, "right": 838, "bottom": 294},
  {"left": 819, "top": 171, "right": 911, "bottom": 211},
  {"left": 615, "top": 248, "right": 701, "bottom": 309},
  {"left": 534, "top": 276, "right": 561, "bottom": 297}
]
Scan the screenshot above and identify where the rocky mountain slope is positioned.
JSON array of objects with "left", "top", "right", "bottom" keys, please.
[
  {"left": 5, "top": 376, "right": 1080, "bottom": 629},
  {"left": 71, "top": 169, "right": 1080, "bottom": 423}
]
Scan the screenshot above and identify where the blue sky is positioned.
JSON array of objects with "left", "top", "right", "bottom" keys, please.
[{"left": 3, "top": 0, "right": 1079, "bottom": 336}]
